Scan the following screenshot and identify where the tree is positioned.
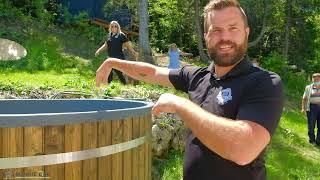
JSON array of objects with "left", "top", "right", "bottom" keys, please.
[
  {"left": 248, "top": 0, "right": 268, "bottom": 48},
  {"left": 194, "top": 0, "right": 211, "bottom": 63},
  {"left": 283, "top": 0, "right": 292, "bottom": 61},
  {"left": 138, "top": 0, "right": 155, "bottom": 64},
  {"left": 148, "top": 0, "right": 196, "bottom": 52}
]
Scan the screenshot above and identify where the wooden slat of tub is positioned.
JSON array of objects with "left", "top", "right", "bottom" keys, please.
[
  {"left": 148, "top": 114, "right": 153, "bottom": 180},
  {"left": 123, "top": 117, "right": 133, "bottom": 180},
  {"left": 132, "top": 116, "right": 140, "bottom": 180},
  {"left": 2, "top": 127, "right": 24, "bottom": 179},
  {"left": 0, "top": 129, "right": 2, "bottom": 158},
  {"left": 144, "top": 114, "right": 152, "bottom": 180},
  {"left": 98, "top": 120, "right": 112, "bottom": 180},
  {"left": 139, "top": 115, "right": 145, "bottom": 180},
  {"left": 143, "top": 115, "right": 148, "bottom": 180},
  {"left": 65, "top": 124, "right": 82, "bottom": 180},
  {"left": 82, "top": 122, "right": 98, "bottom": 180},
  {"left": 24, "top": 127, "right": 44, "bottom": 177},
  {"left": 112, "top": 119, "right": 123, "bottom": 180},
  {"left": 44, "top": 126, "right": 65, "bottom": 180},
  {"left": 0, "top": 128, "right": 3, "bottom": 179}
]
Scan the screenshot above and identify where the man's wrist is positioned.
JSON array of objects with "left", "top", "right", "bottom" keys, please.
[{"left": 173, "top": 96, "right": 187, "bottom": 114}]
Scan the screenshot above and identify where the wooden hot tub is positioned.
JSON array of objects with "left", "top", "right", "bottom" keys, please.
[{"left": 0, "top": 99, "right": 153, "bottom": 180}]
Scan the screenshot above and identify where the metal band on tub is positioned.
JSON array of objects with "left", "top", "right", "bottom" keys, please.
[{"left": 0, "top": 136, "right": 147, "bottom": 169}]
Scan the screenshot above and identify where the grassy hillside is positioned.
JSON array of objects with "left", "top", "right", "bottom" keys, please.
[{"left": 267, "top": 109, "right": 320, "bottom": 179}]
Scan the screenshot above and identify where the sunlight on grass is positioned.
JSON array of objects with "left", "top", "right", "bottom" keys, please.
[
  {"left": 153, "top": 151, "right": 183, "bottom": 180},
  {"left": 266, "top": 110, "right": 320, "bottom": 179},
  {"left": 0, "top": 71, "right": 95, "bottom": 93}
]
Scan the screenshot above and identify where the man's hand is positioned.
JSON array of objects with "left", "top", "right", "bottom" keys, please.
[
  {"left": 301, "top": 108, "right": 306, "bottom": 114},
  {"left": 96, "top": 59, "right": 112, "bottom": 87},
  {"left": 152, "top": 93, "right": 184, "bottom": 116}
]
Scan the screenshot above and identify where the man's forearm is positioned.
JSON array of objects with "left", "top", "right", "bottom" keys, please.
[
  {"left": 172, "top": 97, "right": 269, "bottom": 165},
  {"left": 108, "top": 59, "right": 155, "bottom": 80},
  {"left": 105, "top": 58, "right": 172, "bottom": 87}
]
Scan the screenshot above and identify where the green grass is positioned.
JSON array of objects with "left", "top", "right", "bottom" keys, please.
[
  {"left": 153, "top": 151, "right": 184, "bottom": 180},
  {"left": 266, "top": 110, "right": 320, "bottom": 179},
  {"left": 0, "top": 70, "right": 95, "bottom": 94}
]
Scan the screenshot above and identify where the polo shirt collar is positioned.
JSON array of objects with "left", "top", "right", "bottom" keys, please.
[{"left": 207, "top": 55, "right": 252, "bottom": 80}]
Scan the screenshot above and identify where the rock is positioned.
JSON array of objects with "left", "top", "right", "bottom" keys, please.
[{"left": 151, "top": 113, "right": 188, "bottom": 157}]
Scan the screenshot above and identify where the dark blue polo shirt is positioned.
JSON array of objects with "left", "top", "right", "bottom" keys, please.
[
  {"left": 169, "top": 57, "right": 283, "bottom": 180},
  {"left": 106, "top": 32, "right": 128, "bottom": 59}
]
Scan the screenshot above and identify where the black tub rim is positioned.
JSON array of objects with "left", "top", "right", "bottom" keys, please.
[{"left": 0, "top": 99, "right": 153, "bottom": 127}]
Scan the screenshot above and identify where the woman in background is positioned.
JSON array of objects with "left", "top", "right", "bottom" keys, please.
[
  {"left": 95, "top": 21, "right": 138, "bottom": 84},
  {"left": 168, "top": 43, "right": 192, "bottom": 69}
]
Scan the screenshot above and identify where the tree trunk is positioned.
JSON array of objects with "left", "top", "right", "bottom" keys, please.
[
  {"left": 283, "top": 0, "right": 292, "bottom": 61},
  {"left": 138, "top": 0, "right": 155, "bottom": 64},
  {"left": 194, "top": 0, "right": 211, "bottom": 63},
  {"left": 248, "top": 0, "right": 268, "bottom": 48}
]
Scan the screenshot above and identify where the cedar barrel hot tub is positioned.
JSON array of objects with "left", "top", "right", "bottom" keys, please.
[{"left": 0, "top": 99, "right": 153, "bottom": 180}]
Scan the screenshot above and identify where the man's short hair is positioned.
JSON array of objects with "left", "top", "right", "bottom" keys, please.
[{"left": 203, "top": 0, "right": 248, "bottom": 33}]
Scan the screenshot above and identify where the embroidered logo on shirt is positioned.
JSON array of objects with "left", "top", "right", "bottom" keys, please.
[{"left": 217, "top": 88, "right": 232, "bottom": 105}]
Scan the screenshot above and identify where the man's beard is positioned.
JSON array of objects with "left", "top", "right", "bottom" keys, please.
[{"left": 208, "top": 39, "right": 247, "bottom": 67}]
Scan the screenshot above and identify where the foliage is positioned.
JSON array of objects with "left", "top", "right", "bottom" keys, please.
[
  {"left": 103, "top": 0, "right": 137, "bottom": 16},
  {"left": 2, "top": 0, "right": 319, "bottom": 75},
  {"left": 0, "top": 31, "right": 85, "bottom": 73},
  {"left": 241, "top": 0, "right": 320, "bottom": 73},
  {"left": 261, "top": 52, "right": 289, "bottom": 75},
  {"left": 261, "top": 52, "right": 309, "bottom": 104},
  {"left": 148, "top": 0, "right": 197, "bottom": 53},
  {"left": 0, "top": 0, "right": 55, "bottom": 25},
  {"left": 102, "top": 82, "right": 123, "bottom": 97}
]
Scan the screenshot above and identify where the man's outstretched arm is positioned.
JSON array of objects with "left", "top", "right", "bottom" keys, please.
[{"left": 96, "top": 58, "right": 174, "bottom": 87}]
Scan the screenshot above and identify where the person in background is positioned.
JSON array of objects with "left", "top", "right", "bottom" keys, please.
[
  {"left": 95, "top": 20, "right": 138, "bottom": 84},
  {"left": 96, "top": 0, "right": 283, "bottom": 179},
  {"left": 301, "top": 73, "right": 320, "bottom": 146},
  {"left": 251, "top": 58, "right": 260, "bottom": 67},
  {"left": 168, "top": 43, "right": 192, "bottom": 69}
]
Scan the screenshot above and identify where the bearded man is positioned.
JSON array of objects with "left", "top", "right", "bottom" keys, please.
[{"left": 96, "top": 0, "right": 283, "bottom": 179}]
